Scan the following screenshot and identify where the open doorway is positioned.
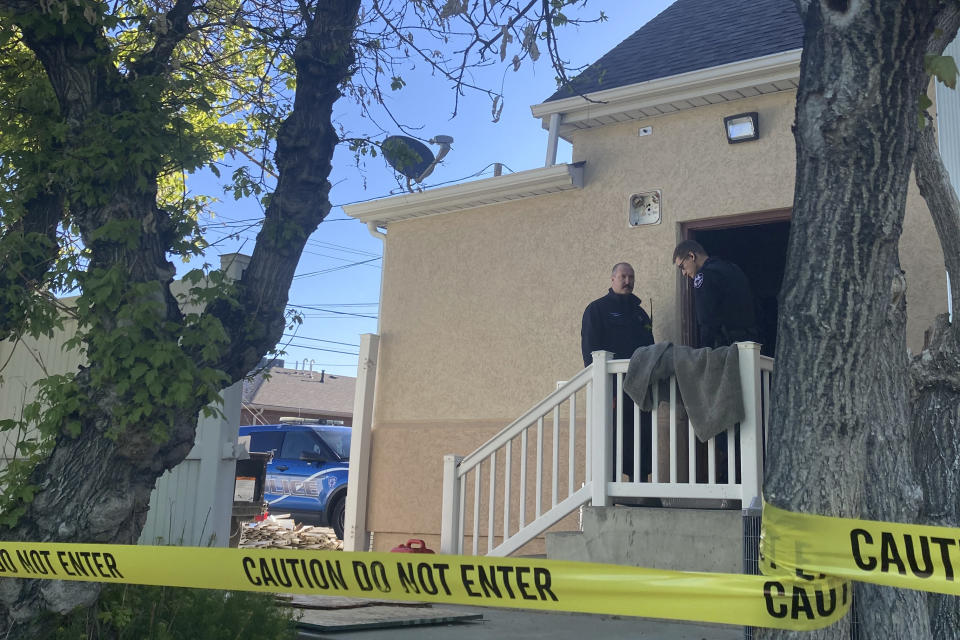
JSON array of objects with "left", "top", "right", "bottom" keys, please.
[{"left": 680, "top": 211, "right": 791, "bottom": 357}]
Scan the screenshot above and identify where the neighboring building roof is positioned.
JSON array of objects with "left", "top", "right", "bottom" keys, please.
[
  {"left": 242, "top": 367, "right": 356, "bottom": 417},
  {"left": 546, "top": 0, "right": 803, "bottom": 102}
]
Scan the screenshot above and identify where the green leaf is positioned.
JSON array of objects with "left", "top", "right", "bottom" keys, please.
[
  {"left": 919, "top": 93, "right": 934, "bottom": 128},
  {"left": 925, "top": 54, "right": 958, "bottom": 89}
]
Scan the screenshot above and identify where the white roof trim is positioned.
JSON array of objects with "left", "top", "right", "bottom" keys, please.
[
  {"left": 244, "top": 402, "right": 353, "bottom": 418},
  {"left": 530, "top": 49, "right": 802, "bottom": 138},
  {"left": 343, "top": 162, "right": 585, "bottom": 226}
]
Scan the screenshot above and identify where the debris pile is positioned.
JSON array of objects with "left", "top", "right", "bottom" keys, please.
[{"left": 239, "top": 514, "right": 342, "bottom": 550}]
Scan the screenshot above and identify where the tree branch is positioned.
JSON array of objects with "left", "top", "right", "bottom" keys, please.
[
  {"left": 130, "top": 0, "right": 197, "bottom": 77},
  {"left": 203, "top": 0, "right": 364, "bottom": 381},
  {"left": 914, "top": 5, "right": 960, "bottom": 336}
]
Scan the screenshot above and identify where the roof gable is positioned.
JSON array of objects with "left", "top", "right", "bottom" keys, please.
[{"left": 547, "top": 0, "right": 803, "bottom": 102}]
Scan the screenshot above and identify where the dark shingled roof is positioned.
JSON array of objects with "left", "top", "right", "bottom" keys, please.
[{"left": 546, "top": 0, "right": 803, "bottom": 102}]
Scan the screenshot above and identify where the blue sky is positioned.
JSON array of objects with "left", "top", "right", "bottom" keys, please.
[{"left": 192, "top": 1, "right": 674, "bottom": 376}]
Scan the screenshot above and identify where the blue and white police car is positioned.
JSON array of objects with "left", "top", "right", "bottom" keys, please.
[{"left": 238, "top": 419, "right": 351, "bottom": 539}]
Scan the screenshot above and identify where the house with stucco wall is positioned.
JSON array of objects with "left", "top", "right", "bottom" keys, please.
[{"left": 342, "top": 0, "right": 950, "bottom": 559}]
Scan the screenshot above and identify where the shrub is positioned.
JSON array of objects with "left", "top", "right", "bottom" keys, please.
[{"left": 52, "top": 584, "right": 300, "bottom": 640}]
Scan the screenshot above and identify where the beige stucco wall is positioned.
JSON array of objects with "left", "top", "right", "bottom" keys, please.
[{"left": 365, "top": 89, "right": 948, "bottom": 549}]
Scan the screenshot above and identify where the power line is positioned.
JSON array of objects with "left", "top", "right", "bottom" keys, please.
[
  {"left": 281, "top": 334, "right": 360, "bottom": 348},
  {"left": 287, "top": 303, "right": 379, "bottom": 319},
  {"left": 277, "top": 343, "right": 359, "bottom": 356},
  {"left": 297, "top": 314, "right": 379, "bottom": 319},
  {"left": 292, "top": 257, "right": 382, "bottom": 279},
  {"left": 299, "top": 302, "right": 378, "bottom": 307}
]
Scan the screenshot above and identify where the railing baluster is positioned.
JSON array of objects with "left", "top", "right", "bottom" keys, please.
[
  {"left": 457, "top": 475, "right": 466, "bottom": 554},
  {"left": 488, "top": 451, "right": 496, "bottom": 553},
  {"left": 651, "top": 383, "right": 659, "bottom": 483},
  {"left": 728, "top": 426, "right": 736, "bottom": 485},
  {"left": 707, "top": 435, "right": 716, "bottom": 484},
  {"left": 552, "top": 407, "right": 559, "bottom": 507},
  {"left": 472, "top": 465, "right": 481, "bottom": 555},
  {"left": 504, "top": 439, "right": 511, "bottom": 542},
  {"left": 688, "top": 420, "right": 696, "bottom": 485},
  {"left": 631, "top": 400, "right": 639, "bottom": 482},
  {"left": 585, "top": 382, "right": 592, "bottom": 480},
  {"left": 568, "top": 395, "right": 576, "bottom": 494},
  {"left": 670, "top": 377, "right": 678, "bottom": 484},
  {"left": 519, "top": 429, "right": 528, "bottom": 528},
  {"left": 536, "top": 417, "right": 543, "bottom": 517},
  {"left": 615, "top": 373, "right": 624, "bottom": 481}
]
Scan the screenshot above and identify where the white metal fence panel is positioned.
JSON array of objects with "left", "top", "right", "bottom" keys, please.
[{"left": 1, "top": 254, "right": 249, "bottom": 547}]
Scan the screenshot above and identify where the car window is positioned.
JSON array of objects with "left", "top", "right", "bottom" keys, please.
[
  {"left": 248, "top": 431, "right": 283, "bottom": 454},
  {"left": 279, "top": 430, "right": 325, "bottom": 460},
  {"left": 316, "top": 429, "right": 350, "bottom": 459}
]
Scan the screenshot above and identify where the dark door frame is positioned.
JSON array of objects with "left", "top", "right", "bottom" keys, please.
[{"left": 677, "top": 208, "right": 792, "bottom": 347}]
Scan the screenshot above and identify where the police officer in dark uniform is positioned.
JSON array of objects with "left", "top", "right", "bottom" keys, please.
[
  {"left": 581, "top": 263, "right": 654, "bottom": 482},
  {"left": 672, "top": 240, "right": 759, "bottom": 348},
  {"left": 673, "top": 240, "right": 759, "bottom": 485}
]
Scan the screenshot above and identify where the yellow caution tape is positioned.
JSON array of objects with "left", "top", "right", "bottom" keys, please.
[
  {"left": 0, "top": 540, "right": 848, "bottom": 630},
  {"left": 10, "top": 502, "right": 960, "bottom": 629},
  {"left": 762, "top": 500, "right": 960, "bottom": 596}
]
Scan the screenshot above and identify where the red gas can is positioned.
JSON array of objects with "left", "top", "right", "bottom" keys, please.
[{"left": 390, "top": 539, "right": 435, "bottom": 554}]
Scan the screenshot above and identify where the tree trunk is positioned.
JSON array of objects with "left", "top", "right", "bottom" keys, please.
[
  {"left": 911, "top": 316, "right": 960, "bottom": 639},
  {"left": 761, "top": 1, "right": 940, "bottom": 638},
  {"left": 858, "top": 273, "right": 929, "bottom": 638},
  {"left": 0, "top": 1, "right": 363, "bottom": 636},
  {"left": 912, "top": 104, "right": 960, "bottom": 640}
]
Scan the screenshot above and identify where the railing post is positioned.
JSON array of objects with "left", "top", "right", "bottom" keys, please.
[
  {"left": 737, "top": 342, "right": 763, "bottom": 504},
  {"left": 344, "top": 334, "right": 379, "bottom": 552},
  {"left": 590, "top": 350, "right": 612, "bottom": 507},
  {"left": 440, "top": 454, "right": 463, "bottom": 554}
]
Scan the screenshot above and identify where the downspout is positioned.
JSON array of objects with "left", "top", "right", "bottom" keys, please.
[
  {"left": 544, "top": 112, "right": 562, "bottom": 167},
  {"left": 366, "top": 221, "right": 386, "bottom": 240}
]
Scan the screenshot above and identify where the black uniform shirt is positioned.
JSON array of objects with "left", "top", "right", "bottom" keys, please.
[
  {"left": 581, "top": 289, "right": 654, "bottom": 366},
  {"left": 693, "top": 257, "right": 758, "bottom": 349}
]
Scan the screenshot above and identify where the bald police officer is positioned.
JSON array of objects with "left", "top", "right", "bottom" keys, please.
[{"left": 581, "top": 263, "right": 654, "bottom": 482}]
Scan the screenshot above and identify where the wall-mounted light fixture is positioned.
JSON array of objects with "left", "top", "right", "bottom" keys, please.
[{"left": 723, "top": 112, "right": 759, "bottom": 144}]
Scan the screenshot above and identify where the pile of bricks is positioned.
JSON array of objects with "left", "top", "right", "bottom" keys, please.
[{"left": 238, "top": 514, "right": 342, "bottom": 550}]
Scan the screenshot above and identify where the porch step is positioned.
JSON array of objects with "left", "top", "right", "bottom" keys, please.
[{"left": 545, "top": 506, "right": 743, "bottom": 573}]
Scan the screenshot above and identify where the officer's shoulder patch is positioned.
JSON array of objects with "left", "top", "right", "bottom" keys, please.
[{"left": 693, "top": 273, "right": 704, "bottom": 288}]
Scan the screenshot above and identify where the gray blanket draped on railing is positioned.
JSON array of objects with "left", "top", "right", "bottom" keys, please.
[{"left": 622, "top": 342, "right": 744, "bottom": 441}]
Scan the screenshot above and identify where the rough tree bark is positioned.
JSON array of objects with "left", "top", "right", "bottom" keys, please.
[
  {"left": 864, "top": 8, "right": 960, "bottom": 639},
  {"left": 0, "top": 1, "right": 363, "bottom": 637},
  {"left": 761, "top": 1, "right": 944, "bottom": 638},
  {"left": 912, "top": 95, "right": 960, "bottom": 640}
]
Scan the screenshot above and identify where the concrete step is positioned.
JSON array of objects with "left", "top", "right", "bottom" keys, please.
[{"left": 545, "top": 506, "right": 744, "bottom": 573}]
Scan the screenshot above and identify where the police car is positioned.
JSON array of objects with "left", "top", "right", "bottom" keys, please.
[{"left": 238, "top": 419, "right": 350, "bottom": 539}]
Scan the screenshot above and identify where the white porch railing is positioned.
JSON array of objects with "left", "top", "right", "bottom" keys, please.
[{"left": 440, "top": 342, "right": 773, "bottom": 557}]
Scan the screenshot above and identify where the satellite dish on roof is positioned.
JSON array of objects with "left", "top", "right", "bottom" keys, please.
[{"left": 382, "top": 135, "right": 453, "bottom": 190}]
